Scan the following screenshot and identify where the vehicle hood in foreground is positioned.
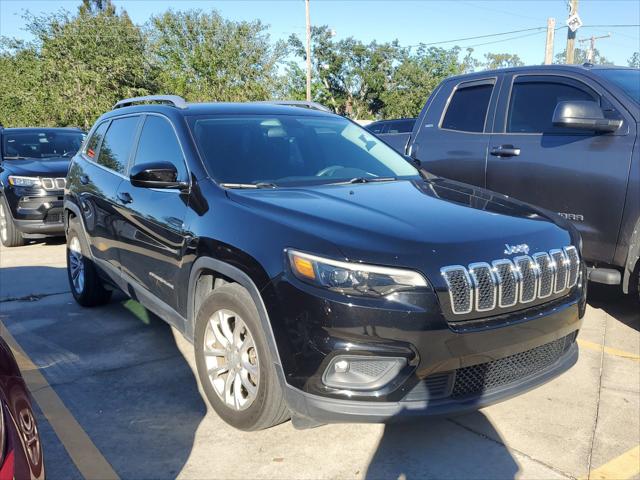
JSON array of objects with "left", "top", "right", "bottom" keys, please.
[{"left": 228, "top": 179, "right": 576, "bottom": 275}]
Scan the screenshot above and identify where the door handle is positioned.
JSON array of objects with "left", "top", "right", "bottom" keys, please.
[
  {"left": 80, "top": 174, "right": 90, "bottom": 185},
  {"left": 117, "top": 192, "right": 133, "bottom": 204},
  {"left": 490, "top": 145, "right": 521, "bottom": 157}
]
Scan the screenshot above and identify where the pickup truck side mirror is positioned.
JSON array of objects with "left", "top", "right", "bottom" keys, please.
[
  {"left": 130, "top": 162, "right": 188, "bottom": 190},
  {"left": 552, "top": 100, "right": 622, "bottom": 133}
]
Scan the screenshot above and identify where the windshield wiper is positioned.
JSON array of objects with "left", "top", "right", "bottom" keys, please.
[
  {"left": 219, "top": 182, "right": 277, "bottom": 189},
  {"left": 327, "top": 176, "right": 397, "bottom": 185}
]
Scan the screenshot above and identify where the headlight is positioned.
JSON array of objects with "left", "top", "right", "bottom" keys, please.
[
  {"left": 287, "top": 249, "right": 428, "bottom": 297},
  {"left": 8, "top": 176, "right": 41, "bottom": 187}
]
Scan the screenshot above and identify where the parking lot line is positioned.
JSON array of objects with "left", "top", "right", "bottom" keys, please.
[
  {"left": 577, "top": 339, "right": 640, "bottom": 361},
  {"left": 0, "top": 321, "right": 120, "bottom": 480},
  {"left": 587, "top": 444, "right": 640, "bottom": 480}
]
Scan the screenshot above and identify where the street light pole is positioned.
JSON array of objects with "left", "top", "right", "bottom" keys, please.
[{"left": 305, "top": 0, "right": 312, "bottom": 102}]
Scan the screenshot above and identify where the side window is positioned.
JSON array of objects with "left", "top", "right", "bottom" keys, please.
[
  {"left": 85, "top": 122, "right": 109, "bottom": 160},
  {"left": 133, "top": 116, "right": 187, "bottom": 182},
  {"left": 507, "top": 80, "right": 597, "bottom": 133},
  {"left": 97, "top": 116, "right": 140, "bottom": 175},
  {"left": 441, "top": 83, "right": 494, "bottom": 133},
  {"left": 368, "top": 123, "right": 384, "bottom": 134}
]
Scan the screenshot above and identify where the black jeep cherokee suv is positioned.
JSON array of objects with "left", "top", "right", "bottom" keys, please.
[
  {"left": 64, "top": 95, "right": 587, "bottom": 430},
  {"left": 0, "top": 127, "right": 84, "bottom": 247}
]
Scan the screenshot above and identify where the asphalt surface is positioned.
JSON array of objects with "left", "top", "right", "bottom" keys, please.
[{"left": 0, "top": 239, "right": 638, "bottom": 480}]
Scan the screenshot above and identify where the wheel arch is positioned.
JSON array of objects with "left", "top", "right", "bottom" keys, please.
[
  {"left": 622, "top": 216, "right": 640, "bottom": 294},
  {"left": 187, "top": 257, "right": 283, "bottom": 370}
]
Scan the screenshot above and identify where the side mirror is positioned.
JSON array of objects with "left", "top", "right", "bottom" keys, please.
[
  {"left": 552, "top": 100, "right": 622, "bottom": 133},
  {"left": 130, "top": 162, "right": 188, "bottom": 190}
]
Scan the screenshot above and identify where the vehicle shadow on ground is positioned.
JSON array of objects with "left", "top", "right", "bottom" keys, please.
[
  {"left": 365, "top": 413, "right": 519, "bottom": 479},
  {"left": 588, "top": 282, "right": 640, "bottom": 331},
  {"left": 0, "top": 279, "right": 207, "bottom": 479}
]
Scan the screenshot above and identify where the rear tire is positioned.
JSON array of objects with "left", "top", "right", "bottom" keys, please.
[
  {"left": 66, "top": 216, "right": 112, "bottom": 307},
  {"left": 194, "top": 283, "right": 290, "bottom": 431},
  {"left": 0, "top": 197, "right": 25, "bottom": 247}
]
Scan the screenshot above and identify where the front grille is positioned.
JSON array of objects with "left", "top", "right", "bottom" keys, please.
[
  {"left": 40, "top": 177, "right": 66, "bottom": 191},
  {"left": 44, "top": 212, "right": 63, "bottom": 224},
  {"left": 441, "top": 246, "right": 580, "bottom": 316},
  {"left": 451, "top": 332, "right": 577, "bottom": 398}
]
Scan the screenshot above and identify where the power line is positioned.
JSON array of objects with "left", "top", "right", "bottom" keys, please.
[{"left": 406, "top": 26, "right": 547, "bottom": 48}]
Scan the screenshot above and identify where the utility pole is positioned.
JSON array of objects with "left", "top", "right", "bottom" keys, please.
[
  {"left": 578, "top": 34, "right": 611, "bottom": 63},
  {"left": 305, "top": 0, "right": 312, "bottom": 102},
  {"left": 566, "top": 0, "right": 579, "bottom": 64},
  {"left": 544, "top": 17, "right": 556, "bottom": 65}
]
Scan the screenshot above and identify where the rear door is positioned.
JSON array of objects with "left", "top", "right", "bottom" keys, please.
[
  {"left": 411, "top": 77, "right": 500, "bottom": 188},
  {"left": 487, "top": 73, "right": 635, "bottom": 264},
  {"left": 114, "top": 114, "right": 190, "bottom": 316},
  {"left": 73, "top": 115, "right": 141, "bottom": 280}
]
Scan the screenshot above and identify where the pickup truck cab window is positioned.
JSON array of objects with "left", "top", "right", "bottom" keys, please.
[
  {"left": 507, "top": 78, "right": 597, "bottom": 134},
  {"left": 441, "top": 81, "right": 494, "bottom": 133}
]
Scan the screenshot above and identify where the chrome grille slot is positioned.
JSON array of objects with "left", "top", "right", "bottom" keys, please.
[
  {"left": 533, "top": 253, "right": 554, "bottom": 298},
  {"left": 492, "top": 259, "right": 518, "bottom": 308},
  {"left": 514, "top": 256, "right": 538, "bottom": 303},
  {"left": 564, "top": 246, "right": 580, "bottom": 288},
  {"left": 441, "top": 266, "right": 472, "bottom": 314},
  {"left": 55, "top": 178, "right": 66, "bottom": 189},
  {"left": 40, "top": 178, "right": 54, "bottom": 189},
  {"left": 550, "top": 249, "right": 568, "bottom": 293},
  {"left": 468, "top": 263, "right": 496, "bottom": 312},
  {"left": 441, "top": 246, "right": 580, "bottom": 318}
]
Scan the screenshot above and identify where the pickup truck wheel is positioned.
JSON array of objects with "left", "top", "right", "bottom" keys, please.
[
  {"left": 66, "top": 217, "right": 112, "bottom": 307},
  {"left": 194, "top": 283, "right": 290, "bottom": 430},
  {"left": 0, "top": 197, "right": 25, "bottom": 247}
]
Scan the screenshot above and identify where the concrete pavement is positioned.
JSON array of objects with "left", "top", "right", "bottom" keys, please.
[{"left": 0, "top": 239, "right": 638, "bottom": 479}]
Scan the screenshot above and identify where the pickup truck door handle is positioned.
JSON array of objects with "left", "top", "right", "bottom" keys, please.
[
  {"left": 490, "top": 145, "right": 521, "bottom": 157},
  {"left": 117, "top": 192, "right": 133, "bottom": 204},
  {"left": 80, "top": 174, "right": 90, "bottom": 185}
]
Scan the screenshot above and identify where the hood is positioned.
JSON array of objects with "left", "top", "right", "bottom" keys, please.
[
  {"left": 228, "top": 178, "right": 575, "bottom": 283},
  {"left": 1, "top": 157, "right": 71, "bottom": 177}
]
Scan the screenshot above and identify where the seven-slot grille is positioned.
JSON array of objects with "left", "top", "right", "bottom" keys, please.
[
  {"left": 441, "top": 246, "right": 580, "bottom": 316},
  {"left": 40, "top": 178, "right": 66, "bottom": 190}
]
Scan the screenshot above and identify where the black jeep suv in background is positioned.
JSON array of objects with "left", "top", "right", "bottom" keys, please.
[
  {"left": 0, "top": 127, "right": 84, "bottom": 247},
  {"left": 64, "top": 95, "right": 587, "bottom": 430}
]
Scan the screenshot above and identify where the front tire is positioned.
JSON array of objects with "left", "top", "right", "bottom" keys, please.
[
  {"left": 66, "top": 216, "right": 112, "bottom": 307},
  {"left": 0, "top": 197, "right": 24, "bottom": 247},
  {"left": 194, "top": 283, "right": 289, "bottom": 430}
]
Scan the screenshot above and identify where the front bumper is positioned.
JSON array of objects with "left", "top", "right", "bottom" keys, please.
[
  {"left": 4, "top": 186, "right": 64, "bottom": 235},
  {"left": 268, "top": 275, "right": 585, "bottom": 424}
]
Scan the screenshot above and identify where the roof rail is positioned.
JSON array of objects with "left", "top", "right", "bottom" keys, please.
[
  {"left": 264, "top": 100, "right": 332, "bottom": 113},
  {"left": 113, "top": 95, "right": 188, "bottom": 110}
]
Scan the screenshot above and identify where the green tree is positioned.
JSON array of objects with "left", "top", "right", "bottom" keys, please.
[
  {"left": 483, "top": 52, "right": 524, "bottom": 70},
  {"left": 289, "top": 26, "right": 402, "bottom": 118},
  {"left": 380, "top": 45, "right": 468, "bottom": 118},
  {"left": 0, "top": 6, "right": 152, "bottom": 128},
  {"left": 79, "top": 0, "right": 116, "bottom": 15},
  {"left": 554, "top": 47, "right": 612, "bottom": 65},
  {"left": 628, "top": 52, "right": 640, "bottom": 68},
  {"left": 148, "top": 10, "right": 286, "bottom": 102}
]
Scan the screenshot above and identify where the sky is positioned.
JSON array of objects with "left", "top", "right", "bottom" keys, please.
[{"left": 1, "top": 0, "right": 639, "bottom": 66}]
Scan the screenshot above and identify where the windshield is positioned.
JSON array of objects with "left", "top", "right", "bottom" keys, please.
[
  {"left": 187, "top": 114, "right": 419, "bottom": 186},
  {"left": 593, "top": 69, "right": 640, "bottom": 103},
  {"left": 1, "top": 130, "right": 85, "bottom": 160}
]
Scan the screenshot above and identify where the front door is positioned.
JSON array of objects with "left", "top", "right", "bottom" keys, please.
[
  {"left": 487, "top": 73, "right": 635, "bottom": 264},
  {"left": 114, "top": 114, "right": 190, "bottom": 314}
]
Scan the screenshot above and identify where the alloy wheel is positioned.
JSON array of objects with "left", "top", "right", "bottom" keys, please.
[
  {"left": 203, "top": 309, "right": 260, "bottom": 411},
  {"left": 68, "top": 236, "right": 85, "bottom": 294},
  {"left": 0, "top": 203, "right": 7, "bottom": 243}
]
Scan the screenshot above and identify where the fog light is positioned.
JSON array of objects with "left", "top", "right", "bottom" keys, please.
[
  {"left": 334, "top": 360, "right": 350, "bottom": 373},
  {"left": 323, "top": 355, "right": 406, "bottom": 391}
]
